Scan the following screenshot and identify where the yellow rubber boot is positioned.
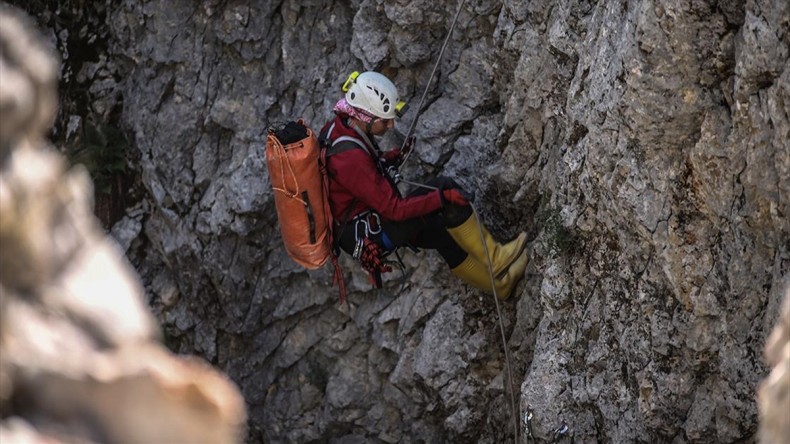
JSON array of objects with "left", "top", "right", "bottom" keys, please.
[
  {"left": 498, "top": 248, "right": 529, "bottom": 299},
  {"left": 447, "top": 215, "right": 527, "bottom": 276},
  {"left": 450, "top": 248, "right": 529, "bottom": 300}
]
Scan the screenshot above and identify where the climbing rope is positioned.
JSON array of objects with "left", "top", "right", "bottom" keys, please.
[
  {"left": 473, "top": 199, "right": 520, "bottom": 444},
  {"left": 398, "top": 0, "right": 467, "bottom": 169},
  {"left": 384, "top": 0, "right": 521, "bottom": 440},
  {"left": 398, "top": 177, "right": 519, "bottom": 444}
]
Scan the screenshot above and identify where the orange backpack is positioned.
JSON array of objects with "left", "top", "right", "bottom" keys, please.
[{"left": 265, "top": 120, "right": 346, "bottom": 301}]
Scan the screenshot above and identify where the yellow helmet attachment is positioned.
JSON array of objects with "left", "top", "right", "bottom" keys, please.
[
  {"left": 341, "top": 71, "right": 360, "bottom": 93},
  {"left": 394, "top": 101, "right": 409, "bottom": 118}
]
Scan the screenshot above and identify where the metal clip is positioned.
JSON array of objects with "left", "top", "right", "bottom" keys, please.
[
  {"left": 358, "top": 218, "right": 370, "bottom": 238},
  {"left": 352, "top": 218, "right": 368, "bottom": 259},
  {"left": 352, "top": 238, "right": 363, "bottom": 259},
  {"left": 367, "top": 213, "right": 381, "bottom": 235},
  {"left": 386, "top": 165, "right": 402, "bottom": 183},
  {"left": 524, "top": 405, "right": 535, "bottom": 439},
  {"left": 552, "top": 422, "right": 569, "bottom": 441}
]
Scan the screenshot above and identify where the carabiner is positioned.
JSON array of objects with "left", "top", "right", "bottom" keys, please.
[
  {"left": 552, "top": 422, "right": 569, "bottom": 441},
  {"left": 352, "top": 218, "right": 369, "bottom": 259},
  {"left": 367, "top": 213, "right": 382, "bottom": 235},
  {"left": 524, "top": 405, "right": 534, "bottom": 438}
]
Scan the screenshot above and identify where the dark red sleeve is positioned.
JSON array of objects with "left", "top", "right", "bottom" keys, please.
[
  {"left": 381, "top": 148, "right": 402, "bottom": 166},
  {"left": 328, "top": 149, "right": 442, "bottom": 221}
]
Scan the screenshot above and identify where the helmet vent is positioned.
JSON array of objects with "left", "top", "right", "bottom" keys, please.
[
  {"left": 349, "top": 72, "right": 399, "bottom": 118},
  {"left": 367, "top": 85, "right": 386, "bottom": 103}
]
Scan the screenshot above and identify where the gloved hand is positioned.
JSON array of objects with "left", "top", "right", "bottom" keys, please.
[
  {"left": 441, "top": 188, "right": 470, "bottom": 206},
  {"left": 400, "top": 136, "right": 416, "bottom": 160},
  {"left": 387, "top": 136, "right": 416, "bottom": 168}
]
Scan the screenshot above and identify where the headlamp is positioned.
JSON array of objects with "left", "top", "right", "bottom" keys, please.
[
  {"left": 395, "top": 101, "right": 409, "bottom": 118},
  {"left": 341, "top": 71, "right": 359, "bottom": 92}
]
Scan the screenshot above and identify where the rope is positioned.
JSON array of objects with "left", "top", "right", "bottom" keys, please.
[
  {"left": 378, "top": 0, "right": 523, "bottom": 428},
  {"left": 350, "top": 0, "right": 522, "bottom": 437},
  {"left": 378, "top": 0, "right": 520, "bottom": 430},
  {"left": 399, "top": 177, "right": 519, "bottom": 444},
  {"left": 398, "top": 0, "right": 467, "bottom": 168},
  {"left": 471, "top": 201, "right": 519, "bottom": 444},
  {"left": 319, "top": 144, "right": 348, "bottom": 304}
]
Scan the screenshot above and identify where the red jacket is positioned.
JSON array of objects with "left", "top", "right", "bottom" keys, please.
[{"left": 321, "top": 115, "right": 442, "bottom": 222}]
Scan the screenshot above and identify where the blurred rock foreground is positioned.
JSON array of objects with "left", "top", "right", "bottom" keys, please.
[
  {"left": 0, "top": 6, "right": 246, "bottom": 444},
  {"left": 2, "top": 0, "right": 789, "bottom": 443},
  {"left": 759, "top": 286, "right": 790, "bottom": 444}
]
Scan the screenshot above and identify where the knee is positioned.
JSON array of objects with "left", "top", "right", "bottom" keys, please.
[{"left": 443, "top": 202, "right": 472, "bottom": 226}]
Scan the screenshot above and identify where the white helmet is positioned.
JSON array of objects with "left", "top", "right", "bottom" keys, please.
[{"left": 343, "top": 71, "right": 407, "bottom": 120}]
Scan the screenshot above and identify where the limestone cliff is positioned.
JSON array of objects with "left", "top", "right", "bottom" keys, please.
[
  {"left": 8, "top": 0, "right": 789, "bottom": 442},
  {"left": 0, "top": 5, "right": 246, "bottom": 443}
]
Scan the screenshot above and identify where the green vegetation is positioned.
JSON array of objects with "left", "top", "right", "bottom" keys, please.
[
  {"left": 537, "top": 204, "right": 580, "bottom": 257},
  {"left": 66, "top": 120, "right": 129, "bottom": 195}
]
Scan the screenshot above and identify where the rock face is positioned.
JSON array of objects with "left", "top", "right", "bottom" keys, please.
[
  {"left": 11, "top": 0, "right": 788, "bottom": 442},
  {"left": 0, "top": 6, "right": 246, "bottom": 444}
]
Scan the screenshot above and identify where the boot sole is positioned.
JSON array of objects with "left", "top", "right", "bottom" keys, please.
[
  {"left": 494, "top": 232, "right": 528, "bottom": 277},
  {"left": 496, "top": 248, "right": 529, "bottom": 300}
]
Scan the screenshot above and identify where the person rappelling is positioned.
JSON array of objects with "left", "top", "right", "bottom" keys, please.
[{"left": 318, "top": 71, "right": 529, "bottom": 299}]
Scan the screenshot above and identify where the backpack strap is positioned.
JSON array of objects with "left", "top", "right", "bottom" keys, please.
[
  {"left": 331, "top": 136, "right": 368, "bottom": 155},
  {"left": 320, "top": 121, "right": 373, "bottom": 157},
  {"left": 317, "top": 123, "right": 366, "bottom": 305}
]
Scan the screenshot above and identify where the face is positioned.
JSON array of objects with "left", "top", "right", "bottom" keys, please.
[{"left": 369, "top": 118, "right": 394, "bottom": 135}]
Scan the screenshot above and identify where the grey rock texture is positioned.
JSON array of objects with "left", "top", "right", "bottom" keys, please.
[
  {"left": 16, "top": 0, "right": 788, "bottom": 442},
  {"left": 0, "top": 6, "right": 246, "bottom": 444}
]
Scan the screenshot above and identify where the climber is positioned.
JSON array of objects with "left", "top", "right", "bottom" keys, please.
[{"left": 320, "top": 71, "right": 529, "bottom": 299}]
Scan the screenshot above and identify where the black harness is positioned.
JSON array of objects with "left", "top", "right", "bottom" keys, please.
[{"left": 319, "top": 118, "right": 406, "bottom": 289}]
